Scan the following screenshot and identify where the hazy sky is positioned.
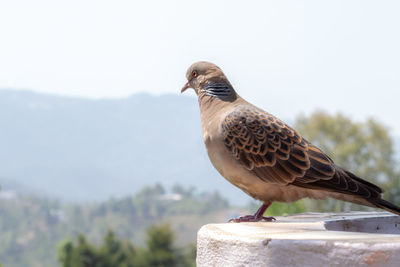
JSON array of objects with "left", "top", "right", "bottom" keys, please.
[{"left": 1, "top": 0, "right": 399, "bottom": 134}]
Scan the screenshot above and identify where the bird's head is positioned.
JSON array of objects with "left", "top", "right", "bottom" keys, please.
[{"left": 181, "top": 61, "right": 235, "bottom": 100}]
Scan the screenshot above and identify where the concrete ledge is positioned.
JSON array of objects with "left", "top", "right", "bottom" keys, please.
[{"left": 197, "top": 212, "right": 400, "bottom": 267}]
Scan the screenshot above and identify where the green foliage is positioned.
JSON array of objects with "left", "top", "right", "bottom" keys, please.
[
  {"left": 295, "top": 111, "right": 396, "bottom": 181},
  {"left": 248, "top": 201, "right": 307, "bottom": 217},
  {"left": 58, "top": 231, "right": 137, "bottom": 267},
  {"left": 0, "top": 184, "right": 226, "bottom": 266},
  {"left": 294, "top": 110, "right": 400, "bottom": 211},
  {"left": 265, "top": 201, "right": 307, "bottom": 216},
  {"left": 143, "top": 224, "right": 177, "bottom": 267},
  {"left": 57, "top": 226, "right": 195, "bottom": 267}
]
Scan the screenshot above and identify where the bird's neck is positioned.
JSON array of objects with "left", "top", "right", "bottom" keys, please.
[
  {"left": 197, "top": 90, "right": 245, "bottom": 134},
  {"left": 197, "top": 87, "right": 238, "bottom": 110},
  {"left": 202, "top": 82, "right": 233, "bottom": 98}
]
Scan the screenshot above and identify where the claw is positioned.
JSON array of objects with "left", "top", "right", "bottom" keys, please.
[
  {"left": 261, "top": 216, "right": 276, "bottom": 222},
  {"left": 229, "top": 215, "right": 275, "bottom": 223},
  {"left": 228, "top": 202, "right": 276, "bottom": 223}
]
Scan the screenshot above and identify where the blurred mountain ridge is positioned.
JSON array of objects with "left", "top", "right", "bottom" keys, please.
[{"left": 0, "top": 89, "right": 249, "bottom": 204}]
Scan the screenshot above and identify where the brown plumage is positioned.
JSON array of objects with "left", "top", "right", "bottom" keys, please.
[{"left": 181, "top": 61, "right": 400, "bottom": 222}]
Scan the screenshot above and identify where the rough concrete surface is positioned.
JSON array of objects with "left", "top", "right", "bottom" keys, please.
[{"left": 197, "top": 212, "right": 400, "bottom": 267}]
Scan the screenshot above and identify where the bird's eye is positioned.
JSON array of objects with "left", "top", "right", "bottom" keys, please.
[{"left": 192, "top": 70, "right": 198, "bottom": 78}]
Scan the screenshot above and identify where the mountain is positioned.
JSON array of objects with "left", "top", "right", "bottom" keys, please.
[{"left": 0, "top": 89, "right": 250, "bottom": 204}]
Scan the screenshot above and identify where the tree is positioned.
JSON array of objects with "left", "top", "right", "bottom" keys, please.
[
  {"left": 143, "top": 224, "right": 196, "bottom": 267},
  {"left": 58, "top": 231, "right": 138, "bottom": 267},
  {"left": 99, "top": 230, "right": 138, "bottom": 266},
  {"left": 143, "top": 224, "right": 177, "bottom": 267},
  {"left": 57, "top": 225, "right": 195, "bottom": 267},
  {"left": 293, "top": 111, "right": 400, "bottom": 212}
]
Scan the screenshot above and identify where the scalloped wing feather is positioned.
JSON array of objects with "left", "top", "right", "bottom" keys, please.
[{"left": 222, "top": 106, "right": 314, "bottom": 184}]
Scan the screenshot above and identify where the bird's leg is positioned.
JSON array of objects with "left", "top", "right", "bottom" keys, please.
[{"left": 229, "top": 202, "right": 275, "bottom": 223}]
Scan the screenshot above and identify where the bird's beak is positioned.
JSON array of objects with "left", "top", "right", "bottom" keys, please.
[{"left": 181, "top": 82, "right": 190, "bottom": 93}]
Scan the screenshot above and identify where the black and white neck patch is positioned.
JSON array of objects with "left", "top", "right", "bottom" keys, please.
[{"left": 203, "top": 82, "right": 232, "bottom": 98}]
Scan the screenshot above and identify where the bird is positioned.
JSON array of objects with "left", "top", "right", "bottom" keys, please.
[{"left": 181, "top": 61, "right": 400, "bottom": 222}]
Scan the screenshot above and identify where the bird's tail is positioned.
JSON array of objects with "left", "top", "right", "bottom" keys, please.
[
  {"left": 372, "top": 198, "right": 400, "bottom": 216},
  {"left": 340, "top": 168, "right": 400, "bottom": 216}
]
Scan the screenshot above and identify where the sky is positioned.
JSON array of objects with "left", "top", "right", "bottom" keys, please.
[{"left": 0, "top": 0, "right": 399, "bottom": 134}]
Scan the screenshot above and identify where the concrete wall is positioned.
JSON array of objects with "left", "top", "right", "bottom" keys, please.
[{"left": 197, "top": 212, "right": 400, "bottom": 267}]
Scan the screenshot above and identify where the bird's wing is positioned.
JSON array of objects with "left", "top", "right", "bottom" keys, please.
[{"left": 222, "top": 106, "right": 382, "bottom": 199}]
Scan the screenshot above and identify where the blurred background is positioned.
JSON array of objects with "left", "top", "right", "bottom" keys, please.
[{"left": 0, "top": 0, "right": 399, "bottom": 266}]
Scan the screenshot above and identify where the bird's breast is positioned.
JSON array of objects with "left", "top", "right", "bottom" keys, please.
[{"left": 202, "top": 120, "right": 232, "bottom": 176}]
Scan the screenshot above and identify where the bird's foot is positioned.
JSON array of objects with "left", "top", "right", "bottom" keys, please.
[
  {"left": 229, "top": 215, "right": 276, "bottom": 223},
  {"left": 229, "top": 202, "right": 275, "bottom": 223}
]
